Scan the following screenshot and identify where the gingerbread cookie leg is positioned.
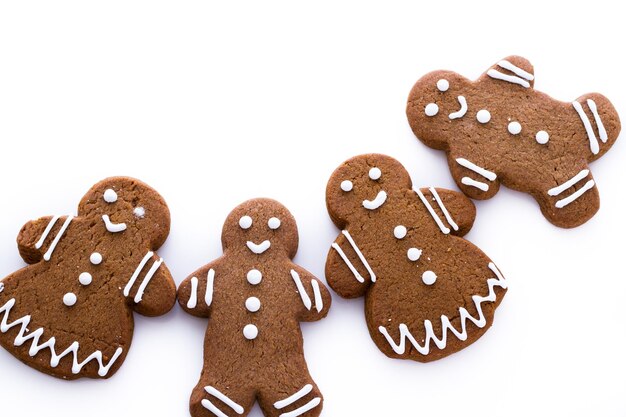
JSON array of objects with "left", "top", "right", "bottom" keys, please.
[
  {"left": 258, "top": 367, "right": 323, "bottom": 417},
  {"left": 189, "top": 375, "right": 256, "bottom": 417}
]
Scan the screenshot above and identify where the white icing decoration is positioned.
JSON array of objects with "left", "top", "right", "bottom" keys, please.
[
  {"left": 456, "top": 158, "right": 497, "bottom": 181},
  {"left": 362, "top": 190, "right": 387, "bottom": 210},
  {"left": 290, "top": 269, "right": 312, "bottom": 310},
  {"left": 461, "top": 177, "right": 489, "bottom": 192},
  {"left": 425, "top": 103, "right": 439, "bottom": 117},
  {"left": 378, "top": 262, "right": 507, "bottom": 355},
  {"left": 247, "top": 269, "right": 262, "bottom": 285},
  {"left": 311, "top": 280, "right": 323, "bottom": 313},
  {"left": 407, "top": 248, "right": 422, "bottom": 262},
  {"left": 279, "top": 398, "right": 321, "bottom": 417},
  {"left": 449, "top": 96, "right": 468, "bottom": 119},
  {"left": 369, "top": 167, "right": 382, "bottom": 180},
  {"left": 35, "top": 215, "right": 60, "bottom": 249},
  {"left": 187, "top": 277, "right": 198, "bottom": 309},
  {"left": 243, "top": 324, "right": 258, "bottom": 340},
  {"left": 587, "top": 99, "right": 608, "bottom": 143},
  {"left": 340, "top": 180, "right": 353, "bottom": 192},
  {"left": 436, "top": 79, "right": 449, "bottom": 92},
  {"left": 0, "top": 282, "right": 4, "bottom": 293},
  {"left": 103, "top": 189, "right": 118, "bottom": 203},
  {"left": 246, "top": 240, "right": 271, "bottom": 254},
  {"left": 274, "top": 384, "right": 313, "bottom": 409},
  {"left": 0, "top": 298, "right": 123, "bottom": 376},
  {"left": 487, "top": 60, "right": 533, "bottom": 88},
  {"left": 429, "top": 187, "right": 459, "bottom": 232},
  {"left": 497, "top": 59, "right": 534, "bottom": 81},
  {"left": 43, "top": 215, "right": 74, "bottom": 261},
  {"left": 393, "top": 225, "right": 407, "bottom": 239},
  {"left": 63, "top": 292, "right": 77, "bottom": 307},
  {"left": 203, "top": 386, "right": 244, "bottom": 416},
  {"left": 422, "top": 270, "right": 437, "bottom": 285},
  {"left": 124, "top": 252, "right": 153, "bottom": 296},
  {"left": 133, "top": 207, "right": 145, "bottom": 218},
  {"left": 89, "top": 252, "right": 103, "bottom": 265},
  {"left": 536, "top": 130, "right": 550, "bottom": 144},
  {"left": 123, "top": 251, "right": 164, "bottom": 303},
  {"left": 476, "top": 109, "right": 491, "bottom": 124},
  {"left": 239, "top": 215, "right": 253, "bottom": 229},
  {"left": 205, "top": 269, "right": 215, "bottom": 307},
  {"left": 414, "top": 188, "right": 450, "bottom": 234},
  {"left": 79, "top": 272, "right": 92, "bottom": 286},
  {"left": 508, "top": 121, "right": 522, "bottom": 135},
  {"left": 572, "top": 101, "right": 600, "bottom": 155},
  {"left": 548, "top": 169, "right": 589, "bottom": 197},
  {"left": 555, "top": 180, "right": 595, "bottom": 209},
  {"left": 102, "top": 214, "right": 127, "bottom": 233},
  {"left": 245, "top": 296, "right": 261, "bottom": 313},
  {"left": 133, "top": 257, "right": 163, "bottom": 303},
  {"left": 268, "top": 217, "right": 281, "bottom": 230},
  {"left": 331, "top": 230, "right": 376, "bottom": 283}
]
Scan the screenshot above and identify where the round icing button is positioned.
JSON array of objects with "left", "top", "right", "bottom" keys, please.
[
  {"left": 90, "top": 252, "right": 103, "bottom": 265},
  {"left": 422, "top": 270, "right": 437, "bottom": 285},
  {"left": 407, "top": 248, "right": 422, "bottom": 262},
  {"left": 79, "top": 272, "right": 92, "bottom": 286},
  {"left": 63, "top": 292, "right": 77, "bottom": 307},
  {"left": 245, "top": 297, "right": 261, "bottom": 313},
  {"left": 394, "top": 225, "right": 407, "bottom": 239},
  {"left": 247, "top": 269, "right": 262, "bottom": 285},
  {"left": 243, "top": 324, "right": 258, "bottom": 340}
]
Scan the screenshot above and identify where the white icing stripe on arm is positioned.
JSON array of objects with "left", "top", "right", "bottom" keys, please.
[
  {"left": 555, "top": 180, "right": 595, "bottom": 208},
  {"left": 429, "top": 187, "right": 459, "bottom": 232},
  {"left": 187, "top": 277, "right": 198, "bottom": 309},
  {"left": 205, "top": 269, "right": 215, "bottom": 307},
  {"left": 414, "top": 189, "right": 450, "bottom": 234},
  {"left": 461, "top": 177, "right": 489, "bottom": 192},
  {"left": 587, "top": 99, "right": 608, "bottom": 143},
  {"left": 123, "top": 252, "right": 154, "bottom": 297},
  {"left": 448, "top": 96, "right": 467, "bottom": 119},
  {"left": 548, "top": 169, "right": 589, "bottom": 196},
  {"left": 204, "top": 386, "right": 244, "bottom": 415},
  {"left": 311, "top": 280, "right": 323, "bottom": 313},
  {"left": 279, "top": 398, "right": 321, "bottom": 417},
  {"left": 341, "top": 230, "right": 376, "bottom": 282},
  {"left": 455, "top": 158, "right": 497, "bottom": 181},
  {"left": 290, "top": 270, "right": 312, "bottom": 310},
  {"left": 201, "top": 399, "right": 229, "bottom": 417},
  {"left": 331, "top": 243, "right": 365, "bottom": 283},
  {"left": 43, "top": 215, "right": 74, "bottom": 261},
  {"left": 134, "top": 258, "right": 163, "bottom": 303},
  {"left": 274, "top": 384, "right": 313, "bottom": 409},
  {"left": 573, "top": 101, "right": 600, "bottom": 155},
  {"left": 35, "top": 215, "right": 60, "bottom": 249},
  {"left": 497, "top": 60, "right": 534, "bottom": 81},
  {"left": 487, "top": 69, "right": 530, "bottom": 88}
]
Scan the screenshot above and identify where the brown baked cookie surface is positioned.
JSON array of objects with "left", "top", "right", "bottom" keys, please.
[
  {"left": 178, "top": 198, "right": 331, "bottom": 417},
  {"left": 325, "top": 154, "right": 507, "bottom": 362},
  {"left": 406, "top": 56, "right": 621, "bottom": 228},
  {"left": 0, "top": 177, "right": 176, "bottom": 379}
]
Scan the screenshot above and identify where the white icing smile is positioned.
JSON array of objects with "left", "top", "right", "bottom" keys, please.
[
  {"left": 102, "top": 215, "right": 127, "bottom": 233},
  {"left": 362, "top": 190, "right": 387, "bottom": 210},
  {"left": 246, "top": 240, "right": 271, "bottom": 254},
  {"left": 449, "top": 95, "right": 468, "bottom": 119}
]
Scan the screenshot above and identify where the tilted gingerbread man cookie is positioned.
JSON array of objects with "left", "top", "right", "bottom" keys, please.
[
  {"left": 0, "top": 177, "right": 176, "bottom": 379},
  {"left": 178, "top": 199, "right": 331, "bottom": 417},
  {"left": 406, "top": 56, "right": 621, "bottom": 228},
  {"left": 325, "top": 154, "right": 507, "bottom": 362}
]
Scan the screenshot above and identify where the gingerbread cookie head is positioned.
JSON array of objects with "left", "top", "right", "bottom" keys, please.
[{"left": 406, "top": 56, "right": 621, "bottom": 228}]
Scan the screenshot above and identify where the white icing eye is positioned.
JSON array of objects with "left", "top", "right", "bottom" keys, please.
[
  {"left": 134, "top": 207, "right": 145, "bottom": 218},
  {"left": 268, "top": 217, "right": 281, "bottom": 230},
  {"left": 369, "top": 167, "right": 382, "bottom": 180},
  {"left": 436, "top": 79, "right": 449, "bottom": 92},
  {"left": 79, "top": 272, "right": 92, "bottom": 286},
  {"left": 425, "top": 103, "right": 439, "bottom": 117},
  {"left": 63, "top": 292, "right": 77, "bottom": 307},
  {"left": 536, "top": 130, "right": 550, "bottom": 144},
  {"left": 476, "top": 110, "right": 491, "bottom": 124},
  {"left": 90, "top": 252, "right": 103, "bottom": 265},
  {"left": 508, "top": 121, "right": 522, "bottom": 135},
  {"left": 422, "top": 270, "right": 437, "bottom": 285},
  {"left": 394, "top": 225, "right": 407, "bottom": 239},
  {"left": 407, "top": 248, "right": 422, "bottom": 262},
  {"left": 103, "top": 189, "right": 118, "bottom": 203},
  {"left": 239, "top": 216, "right": 253, "bottom": 229},
  {"left": 340, "top": 180, "right": 353, "bottom": 192}
]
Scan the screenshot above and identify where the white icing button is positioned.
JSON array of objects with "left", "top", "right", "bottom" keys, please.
[
  {"left": 340, "top": 180, "right": 353, "bottom": 192},
  {"left": 436, "top": 79, "right": 449, "bottom": 92},
  {"left": 508, "top": 121, "right": 522, "bottom": 135},
  {"left": 476, "top": 110, "right": 491, "bottom": 124},
  {"left": 422, "top": 270, "right": 437, "bottom": 285},
  {"left": 369, "top": 167, "right": 382, "bottom": 180},
  {"left": 239, "top": 215, "right": 252, "bottom": 229},
  {"left": 90, "top": 252, "right": 103, "bottom": 265},
  {"left": 243, "top": 324, "right": 258, "bottom": 340},
  {"left": 536, "top": 130, "right": 550, "bottom": 144},
  {"left": 268, "top": 217, "right": 281, "bottom": 230},
  {"left": 134, "top": 207, "right": 145, "bottom": 218},
  {"left": 247, "top": 269, "right": 262, "bottom": 285},
  {"left": 79, "top": 272, "right": 92, "bottom": 286},
  {"left": 245, "top": 297, "right": 261, "bottom": 313},
  {"left": 63, "top": 292, "right": 77, "bottom": 307},
  {"left": 393, "top": 225, "right": 407, "bottom": 239},
  {"left": 407, "top": 248, "right": 422, "bottom": 262},
  {"left": 425, "top": 103, "right": 439, "bottom": 117},
  {"left": 103, "top": 189, "right": 118, "bottom": 203}
]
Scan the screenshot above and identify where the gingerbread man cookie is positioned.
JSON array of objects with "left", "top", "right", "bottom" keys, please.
[
  {"left": 406, "top": 56, "right": 621, "bottom": 228},
  {"left": 178, "top": 198, "right": 331, "bottom": 417},
  {"left": 325, "top": 154, "right": 507, "bottom": 362},
  {"left": 0, "top": 177, "right": 176, "bottom": 379}
]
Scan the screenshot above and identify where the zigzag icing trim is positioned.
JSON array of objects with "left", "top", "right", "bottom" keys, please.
[
  {"left": 0, "top": 298, "right": 123, "bottom": 376},
  {"left": 378, "top": 262, "right": 507, "bottom": 356}
]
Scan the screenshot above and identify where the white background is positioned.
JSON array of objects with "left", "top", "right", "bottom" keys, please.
[{"left": 0, "top": 1, "right": 624, "bottom": 416}]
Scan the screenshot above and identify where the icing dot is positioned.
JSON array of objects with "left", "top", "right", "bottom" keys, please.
[
  {"left": 247, "top": 269, "right": 262, "bottom": 285},
  {"left": 268, "top": 217, "right": 281, "bottom": 230},
  {"left": 394, "top": 225, "right": 407, "bottom": 239},
  {"left": 63, "top": 292, "right": 77, "bottom": 307},
  {"left": 508, "top": 121, "right": 522, "bottom": 135},
  {"left": 90, "top": 252, "right": 103, "bottom": 265},
  {"left": 422, "top": 270, "right": 437, "bottom": 285},
  {"left": 79, "top": 272, "right": 92, "bottom": 286},
  {"left": 134, "top": 207, "right": 145, "bottom": 218},
  {"left": 407, "top": 248, "right": 422, "bottom": 262},
  {"left": 245, "top": 297, "right": 261, "bottom": 313},
  {"left": 103, "top": 189, "right": 118, "bottom": 203},
  {"left": 436, "top": 79, "right": 449, "bottom": 92},
  {"left": 340, "top": 180, "right": 353, "bottom": 192},
  {"left": 243, "top": 324, "right": 258, "bottom": 340},
  {"left": 476, "top": 110, "right": 491, "bottom": 124},
  {"left": 536, "top": 130, "right": 550, "bottom": 144},
  {"left": 369, "top": 167, "right": 382, "bottom": 180},
  {"left": 239, "top": 216, "right": 252, "bottom": 230},
  {"left": 425, "top": 103, "right": 439, "bottom": 117}
]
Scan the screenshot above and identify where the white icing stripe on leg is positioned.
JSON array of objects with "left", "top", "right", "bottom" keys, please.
[
  {"left": 187, "top": 277, "right": 198, "bottom": 309},
  {"left": 205, "top": 269, "right": 215, "bottom": 307},
  {"left": 332, "top": 230, "right": 376, "bottom": 283},
  {"left": 461, "top": 177, "right": 489, "bottom": 192},
  {"left": 455, "top": 158, "right": 497, "bottom": 181},
  {"left": 548, "top": 169, "right": 589, "bottom": 196},
  {"left": 204, "top": 386, "right": 244, "bottom": 414},
  {"left": 201, "top": 399, "right": 229, "bottom": 417},
  {"left": 311, "top": 280, "right": 323, "bottom": 313},
  {"left": 487, "top": 69, "right": 530, "bottom": 88},
  {"left": 290, "top": 270, "right": 312, "bottom": 310},
  {"left": 43, "top": 215, "right": 74, "bottom": 261},
  {"left": 124, "top": 252, "right": 154, "bottom": 297},
  {"left": 35, "top": 215, "right": 60, "bottom": 249},
  {"left": 587, "top": 99, "right": 608, "bottom": 143},
  {"left": 274, "top": 384, "right": 313, "bottom": 409},
  {"left": 497, "top": 60, "right": 534, "bottom": 81},
  {"left": 555, "top": 180, "right": 595, "bottom": 209},
  {"left": 573, "top": 101, "right": 600, "bottom": 155},
  {"left": 448, "top": 96, "right": 467, "bottom": 119},
  {"left": 279, "top": 397, "right": 321, "bottom": 417},
  {"left": 429, "top": 187, "right": 459, "bottom": 232},
  {"left": 414, "top": 189, "right": 450, "bottom": 234},
  {"left": 134, "top": 258, "right": 163, "bottom": 303},
  {"left": 331, "top": 243, "right": 365, "bottom": 283}
]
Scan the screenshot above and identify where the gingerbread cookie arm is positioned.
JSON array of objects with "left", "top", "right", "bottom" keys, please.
[
  {"left": 325, "top": 231, "right": 374, "bottom": 299},
  {"left": 479, "top": 55, "right": 535, "bottom": 89},
  {"left": 572, "top": 92, "right": 621, "bottom": 162},
  {"left": 415, "top": 187, "right": 476, "bottom": 237},
  {"left": 17, "top": 215, "right": 75, "bottom": 264},
  {"left": 122, "top": 252, "right": 176, "bottom": 317},
  {"left": 288, "top": 265, "right": 331, "bottom": 322},
  {"left": 178, "top": 261, "right": 222, "bottom": 318}
]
